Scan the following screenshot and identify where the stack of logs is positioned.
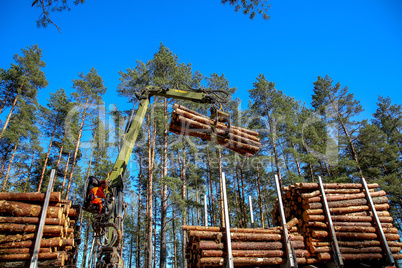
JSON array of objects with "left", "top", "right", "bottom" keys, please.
[
  {"left": 272, "top": 182, "right": 402, "bottom": 265},
  {"left": 184, "top": 218, "right": 310, "bottom": 267},
  {"left": 0, "top": 192, "right": 81, "bottom": 267},
  {"left": 169, "top": 104, "right": 260, "bottom": 157}
]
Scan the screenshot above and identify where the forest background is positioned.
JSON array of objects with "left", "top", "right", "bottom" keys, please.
[{"left": 0, "top": 0, "right": 402, "bottom": 267}]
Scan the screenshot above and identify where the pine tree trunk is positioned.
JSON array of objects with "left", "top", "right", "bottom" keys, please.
[
  {"left": 177, "top": 137, "right": 187, "bottom": 268},
  {"left": 291, "top": 142, "right": 302, "bottom": 177},
  {"left": 81, "top": 218, "right": 90, "bottom": 268},
  {"left": 146, "top": 112, "right": 156, "bottom": 268},
  {"left": 2, "top": 141, "right": 18, "bottom": 191},
  {"left": 65, "top": 97, "right": 90, "bottom": 200},
  {"left": 196, "top": 179, "right": 200, "bottom": 226},
  {"left": 256, "top": 163, "right": 264, "bottom": 228},
  {"left": 153, "top": 193, "right": 157, "bottom": 268},
  {"left": 86, "top": 141, "right": 95, "bottom": 178},
  {"left": 309, "top": 162, "right": 314, "bottom": 182},
  {"left": 0, "top": 87, "right": 11, "bottom": 115},
  {"left": 266, "top": 111, "right": 283, "bottom": 189},
  {"left": 159, "top": 99, "right": 168, "bottom": 268},
  {"left": 136, "top": 159, "right": 142, "bottom": 268},
  {"left": 172, "top": 204, "right": 177, "bottom": 268},
  {"left": 23, "top": 149, "right": 36, "bottom": 193},
  {"left": 54, "top": 143, "right": 64, "bottom": 174},
  {"left": 60, "top": 152, "right": 71, "bottom": 195},
  {"left": 0, "top": 148, "right": 10, "bottom": 182},
  {"left": 0, "top": 92, "right": 19, "bottom": 140},
  {"left": 206, "top": 148, "right": 216, "bottom": 226},
  {"left": 239, "top": 165, "right": 248, "bottom": 227},
  {"left": 37, "top": 118, "right": 58, "bottom": 192},
  {"left": 337, "top": 113, "right": 363, "bottom": 176},
  {"left": 234, "top": 165, "right": 242, "bottom": 227}
]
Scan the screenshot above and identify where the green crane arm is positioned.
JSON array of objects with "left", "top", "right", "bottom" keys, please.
[
  {"left": 91, "top": 85, "right": 224, "bottom": 268},
  {"left": 107, "top": 85, "right": 213, "bottom": 189}
]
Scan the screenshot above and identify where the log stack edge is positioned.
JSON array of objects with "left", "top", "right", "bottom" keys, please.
[
  {"left": 185, "top": 183, "right": 402, "bottom": 267},
  {"left": 0, "top": 192, "right": 81, "bottom": 268}
]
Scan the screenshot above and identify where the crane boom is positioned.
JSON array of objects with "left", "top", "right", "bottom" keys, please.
[{"left": 84, "top": 85, "right": 226, "bottom": 268}]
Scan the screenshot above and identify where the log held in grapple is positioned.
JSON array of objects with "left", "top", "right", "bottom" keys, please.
[{"left": 169, "top": 104, "right": 261, "bottom": 156}]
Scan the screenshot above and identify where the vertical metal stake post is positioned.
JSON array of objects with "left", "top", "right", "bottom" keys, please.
[
  {"left": 30, "top": 169, "right": 56, "bottom": 268},
  {"left": 204, "top": 194, "right": 208, "bottom": 227},
  {"left": 222, "top": 173, "right": 234, "bottom": 268},
  {"left": 274, "top": 175, "right": 296, "bottom": 268},
  {"left": 318, "top": 176, "right": 343, "bottom": 268},
  {"left": 361, "top": 177, "right": 395, "bottom": 266},
  {"left": 248, "top": 196, "right": 254, "bottom": 228}
]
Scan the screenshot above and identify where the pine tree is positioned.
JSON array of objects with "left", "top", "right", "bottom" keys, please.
[
  {"left": 312, "top": 75, "right": 363, "bottom": 179},
  {"left": 248, "top": 74, "right": 285, "bottom": 188},
  {"left": 65, "top": 67, "right": 106, "bottom": 199},
  {"left": 0, "top": 45, "right": 47, "bottom": 140},
  {"left": 37, "top": 88, "right": 72, "bottom": 190}
]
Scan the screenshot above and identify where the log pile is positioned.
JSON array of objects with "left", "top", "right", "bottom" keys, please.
[
  {"left": 0, "top": 192, "right": 81, "bottom": 267},
  {"left": 183, "top": 221, "right": 310, "bottom": 267},
  {"left": 169, "top": 104, "right": 260, "bottom": 156},
  {"left": 272, "top": 183, "right": 402, "bottom": 265}
]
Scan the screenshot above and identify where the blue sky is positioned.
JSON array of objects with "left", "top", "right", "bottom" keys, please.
[{"left": 1, "top": 0, "right": 401, "bottom": 119}]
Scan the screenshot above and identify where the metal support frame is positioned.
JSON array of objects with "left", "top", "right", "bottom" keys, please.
[
  {"left": 249, "top": 196, "right": 254, "bottom": 228},
  {"left": 274, "top": 175, "right": 297, "bottom": 268},
  {"left": 30, "top": 169, "right": 56, "bottom": 268},
  {"left": 318, "top": 176, "right": 344, "bottom": 268},
  {"left": 361, "top": 177, "right": 395, "bottom": 267},
  {"left": 222, "top": 172, "right": 234, "bottom": 268}
]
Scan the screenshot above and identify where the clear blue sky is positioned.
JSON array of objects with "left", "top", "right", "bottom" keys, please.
[{"left": 1, "top": 0, "right": 401, "bottom": 119}]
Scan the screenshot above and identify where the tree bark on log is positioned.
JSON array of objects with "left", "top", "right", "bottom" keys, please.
[
  {"left": 0, "top": 224, "right": 63, "bottom": 236},
  {"left": 0, "top": 248, "right": 52, "bottom": 254},
  {"left": 0, "top": 201, "right": 62, "bottom": 218},
  {"left": 0, "top": 216, "right": 65, "bottom": 226},
  {"left": 0, "top": 251, "right": 64, "bottom": 261},
  {"left": 0, "top": 238, "right": 64, "bottom": 248},
  {"left": 0, "top": 193, "right": 61, "bottom": 203},
  {"left": 297, "top": 183, "right": 379, "bottom": 190},
  {"left": 304, "top": 190, "right": 386, "bottom": 203}
]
